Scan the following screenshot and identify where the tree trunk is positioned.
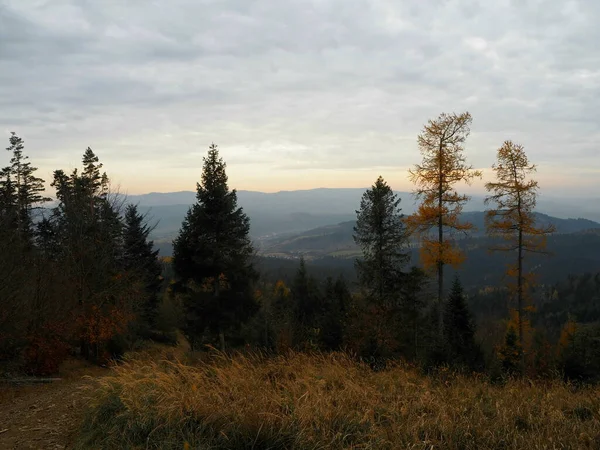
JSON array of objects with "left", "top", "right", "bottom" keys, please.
[
  {"left": 80, "top": 338, "right": 89, "bottom": 359},
  {"left": 517, "top": 226, "right": 524, "bottom": 367},
  {"left": 414, "top": 302, "right": 419, "bottom": 360},
  {"left": 438, "top": 144, "right": 444, "bottom": 337},
  {"left": 214, "top": 277, "right": 225, "bottom": 352}
]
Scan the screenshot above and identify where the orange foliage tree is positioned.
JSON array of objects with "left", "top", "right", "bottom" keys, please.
[
  {"left": 75, "top": 274, "right": 144, "bottom": 363},
  {"left": 406, "top": 111, "right": 481, "bottom": 334},
  {"left": 485, "top": 141, "right": 555, "bottom": 359}
]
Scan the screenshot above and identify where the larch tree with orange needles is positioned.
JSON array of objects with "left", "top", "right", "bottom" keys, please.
[
  {"left": 485, "top": 141, "right": 555, "bottom": 356},
  {"left": 406, "top": 112, "right": 481, "bottom": 335}
]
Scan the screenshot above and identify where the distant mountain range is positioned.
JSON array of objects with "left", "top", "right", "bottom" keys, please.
[
  {"left": 119, "top": 188, "right": 600, "bottom": 257},
  {"left": 259, "top": 213, "right": 600, "bottom": 259}
]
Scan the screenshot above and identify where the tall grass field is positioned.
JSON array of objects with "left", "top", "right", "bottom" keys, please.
[{"left": 77, "top": 351, "right": 600, "bottom": 449}]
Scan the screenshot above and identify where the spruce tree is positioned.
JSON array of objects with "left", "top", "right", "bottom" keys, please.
[
  {"left": 353, "top": 176, "right": 410, "bottom": 307},
  {"left": 3, "top": 132, "right": 49, "bottom": 242},
  {"left": 443, "top": 276, "right": 481, "bottom": 370},
  {"left": 499, "top": 324, "right": 523, "bottom": 375},
  {"left": 291, "top": 257, "right": 322, "bottom": 348},
  {"left": 123, "top": 204, "right": 162, "bottom": 328},
  {"left": 319, "top": 276, "right": 349, "bottom": 351},
  {"left": 399, "top": 266, "right": 428, "bottom": 360},
  {"left": 0, "top": 167, "right": 17, "bottom": 230},
  {"left": 172, "top": 144, "right": 257, "bottom": 351},
  {"left": 49, "top": 148, "right": 127, "bottom": 360},
  {"left": 353, "top": 176, "right": 412, "bottom": 358},
  {"left": 0, "top": 133, "right": 50, "bottom": 360}
]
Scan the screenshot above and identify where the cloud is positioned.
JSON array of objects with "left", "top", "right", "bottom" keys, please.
[{"left": 0, "top": 0, "right": 598, "bottom": 195}]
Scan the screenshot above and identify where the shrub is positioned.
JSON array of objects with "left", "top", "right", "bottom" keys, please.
[{"left": 23, "top": 335, "right": 69, "bottom": 376}]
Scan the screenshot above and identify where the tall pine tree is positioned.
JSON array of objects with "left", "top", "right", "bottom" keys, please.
[
  {"left": 353, "top": 176, "right": 411, "bottom": 358},
  {"left": 0, "top": 133, "right": 50, "bottom": 360},
  {"left": 2, "top": 132, "right": 49, "bottom": 242},
  {"left": 122, "top": 204, "right": 162, "bottom": 328},
  {"left": 0, "top": 167, "right": 17, "bottom": 231},
  {"left": 354, "top": 176, "right": 410, "bottom": 307},
  {"left": 291, "top": 256, "right": 322, "bottom": 348},
  {"left": 319, "top": 276, "right": 351, "bottom": 351},
  {"left": 173, "top": 144, "right": 257, "bottom": 351},
  {"left": 443, "top": 276, "right": 481, "bottom": 370},
  {"left": 49, "top": 148, "right": 130, "bottom": 360}
]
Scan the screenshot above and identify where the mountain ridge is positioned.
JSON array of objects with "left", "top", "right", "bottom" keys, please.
[
  {"left": 117, "top": 189, "right": 599, "bottom": 258},
  {"left": 258, "top": 212, "right": 600, "bottom": 259}
]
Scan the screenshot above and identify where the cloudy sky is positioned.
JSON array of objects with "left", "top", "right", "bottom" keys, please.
[{"left": 1, "top": 0, "right": 598, "bottom": 196}]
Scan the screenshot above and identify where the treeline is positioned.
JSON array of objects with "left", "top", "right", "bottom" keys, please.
[
  {"left": 0, "top": 134, "right": 163, "bottom": 374},
  {"left": 1, "top": 111, "right": 598, "bottom": 382}
]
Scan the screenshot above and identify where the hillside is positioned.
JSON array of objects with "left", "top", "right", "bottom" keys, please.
[
  {"left": 251, "top": 225, "right": 600, "bottom": 296},
  {"left": 122, "top": 189, "right": 600, "bottom": 250},
  {"left": 259, "top": 212, "right": 600, "bottom": 258}
]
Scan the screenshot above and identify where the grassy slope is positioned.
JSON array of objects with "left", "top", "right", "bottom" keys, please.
[{"left": 77, "top": 352, "right": 600, "bottom": 449}]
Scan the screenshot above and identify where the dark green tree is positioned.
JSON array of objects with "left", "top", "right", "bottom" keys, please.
[
  {"left": 0, "top": 167, "right": 18, "bottom": 230},
  {"left": 172, "top": 144, "right": 257, "bottom": 351},
  {"left": 353, "top": 176, "right": 410, "bottom": 307},
  {"left": 122, "top": 204, "right": 162, "bottom": 328},
  {"left": 498, "top": 324, "right": 523, "bottom": 375},
  {"left": 0, "top": 166, "right": 25, "bottom": 359},
  {"left": 49, "top": 148, "right": 130, "bottom": 360},
  {"left": 319, "top": 276, "right": 350, "bottom": 351},
  {"left": 1, "top": 133, "right": 50, "bottom": 242},
  {"left": 443, "top": 276, "right": 482, "bottom": 370},
  {"left": 399, "top": 266, "right": 429, "bottom": 360},
  {"left": 291, "top": 257, "right": 322, "bottom": 349},
  {"left": 352, "top": 176, "right": 413, "bottom": 359},
  {"left": 0, "top": 133, "right": 50, "bottom": 361}
]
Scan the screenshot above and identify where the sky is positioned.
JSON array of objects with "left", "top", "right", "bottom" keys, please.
[{"left": 1, "top": 0, "right": 599, "bottom": 196}]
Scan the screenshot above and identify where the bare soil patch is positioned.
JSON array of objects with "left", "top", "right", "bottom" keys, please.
[{"left": 0, "top": 359, "right": 107, "bottom": 450}]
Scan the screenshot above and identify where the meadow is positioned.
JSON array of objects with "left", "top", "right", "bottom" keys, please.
[{"left": 77, "top": 350, "right": 600, "bottom": 449}]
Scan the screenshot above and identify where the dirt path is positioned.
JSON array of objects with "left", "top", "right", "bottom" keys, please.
[{"left": 0, "top": 361, "right": 107, "bottom": 450}]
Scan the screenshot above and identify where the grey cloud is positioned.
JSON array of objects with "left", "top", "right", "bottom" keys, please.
[{"left": 0, "top": 0, "right": 598, "bottom": 193}]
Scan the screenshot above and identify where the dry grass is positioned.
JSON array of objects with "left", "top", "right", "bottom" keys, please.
[{"left": 77, "top": 351, "right": 600, "bottom": 449}]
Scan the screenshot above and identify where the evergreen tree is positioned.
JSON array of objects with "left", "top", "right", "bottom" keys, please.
[
  {"left": 0, "top": 133, "right": 51, "bottom": 361},
  {"left": 352, "top": 176, "right": 413, "bottom": 359},
  {"left": 263, "top": 280, "right": 294, "bottom": 351},
  {"left": 122, "top": 204, "right": 162, "bottom": 327},
  {"left": 319, "top": 276, "right": 350, "bottom": 351},
  {"left": 50, "top": 149, "right": 122, "bottom": 286},
  {"left": 172, "top": 144, "right": 257, "bottom": 351},
  {"left": 49, "top": 148, "right": 129, "bottom": 360},
  {"left": 291, "top": 257, "right": 322, "bottom": 348},
  {"left": 498, "top": 324, "right": 523, "bottom": 375},
  {"left": 4, "top": 132, "right": 50, "bottom": 241},
  {"left": 443, "top": 276, "right": 481, "bottom": 370},
  {"left": 0, "top": 167, "right": 18, "bottom": 230},
  {"left": 353, "top": 176, "right": 410, "bottom": 307},
  {"left": 399, "top": 266, "right": 428, "bottom": 360},
  {"left": 0, "top": 166, "right": 25, "bottom": 358}
]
